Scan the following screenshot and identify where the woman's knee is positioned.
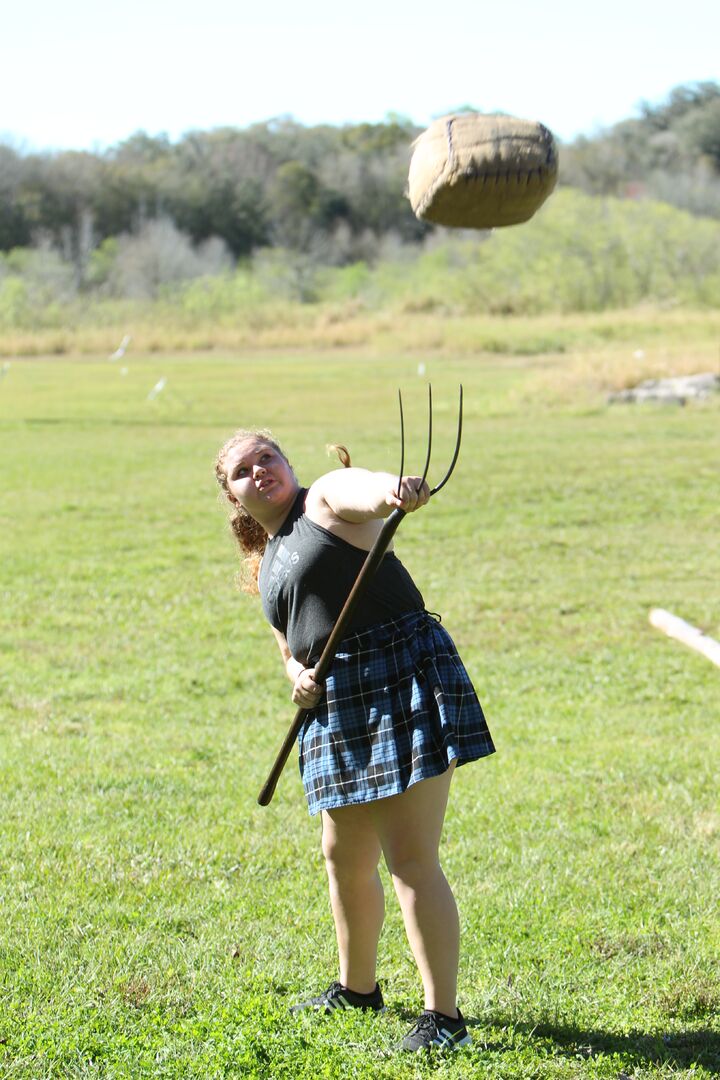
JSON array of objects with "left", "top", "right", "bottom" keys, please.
[
  {"left": 321, "top": 820, "right": 380, "bottom": 886},
  {"left": 384, "top": 849, "right": 442, "bottom": 889}
]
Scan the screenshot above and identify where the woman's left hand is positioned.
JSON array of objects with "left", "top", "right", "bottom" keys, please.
[
  {"left": 292, "top": 667, "right": 324, "bottom": 708},
  {"left": 386, "top": 476, "right": 431, "bottom": 513}
]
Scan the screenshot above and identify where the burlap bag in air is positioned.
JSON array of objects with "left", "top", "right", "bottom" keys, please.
[{"left": 408, "top": 114, "right": 558, "bottom": 229}]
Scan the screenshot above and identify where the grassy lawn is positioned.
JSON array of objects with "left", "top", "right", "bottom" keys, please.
[{"left": 1, "top": 343, "right": 718, "bottom": 1078}]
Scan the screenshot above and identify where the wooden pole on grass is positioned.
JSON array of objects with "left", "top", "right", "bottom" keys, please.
[{"left": 649, "top": 608, "right": 720, "bottom": 669}]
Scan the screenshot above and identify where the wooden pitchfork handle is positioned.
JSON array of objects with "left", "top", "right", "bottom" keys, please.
[{"left": 256, "top": 384, "right": 463, "bottom": 807}]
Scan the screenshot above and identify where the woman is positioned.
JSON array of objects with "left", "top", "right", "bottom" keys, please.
[{"left": 215, "top": 427, "right": 495, "bottom": 1052}]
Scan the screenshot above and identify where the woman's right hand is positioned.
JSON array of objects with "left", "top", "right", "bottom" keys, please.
[
  {"left": 387, "top": 475, "right": 430, "bottom": 513},
  {"left": 292, "top": 667, "right": 324, "bottom": 708}
]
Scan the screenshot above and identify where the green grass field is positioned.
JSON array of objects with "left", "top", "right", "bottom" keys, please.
[{"left": 1, "top": 343, "right": 719, "bottom": 1078}]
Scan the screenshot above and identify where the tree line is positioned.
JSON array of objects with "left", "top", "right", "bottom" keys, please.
[
  {"left": 1, "top": 82, "right": 719, "bottom": 288},
  {"left": 0, "top": 118, "right": 426, "bottom": 275}
]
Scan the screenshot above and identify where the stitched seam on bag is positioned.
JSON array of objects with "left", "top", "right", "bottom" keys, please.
[
  {"left": 445, "top": 118, "right": 455, "bottom": 171},
  {"left": 416, "top": 166, "right": 554, "bottom": 217}
]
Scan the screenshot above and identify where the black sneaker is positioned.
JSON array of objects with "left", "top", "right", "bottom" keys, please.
[
  {"left": 289, "top": 980, "right": 385, "bottom": 1014},
  {"left": 401, "top": 1009, "right": 471, "bottom": 1051}
]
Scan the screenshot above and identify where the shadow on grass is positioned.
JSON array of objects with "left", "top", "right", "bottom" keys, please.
[{"left": 470, "top": 1018, "right": 720, "bottom": 1074}]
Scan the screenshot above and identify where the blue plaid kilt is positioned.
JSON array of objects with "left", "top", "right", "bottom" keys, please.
[{"left": 298, "top": 609, "right": 494, "bottom": 815}]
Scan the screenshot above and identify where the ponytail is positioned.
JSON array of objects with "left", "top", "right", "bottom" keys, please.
[{"left": 327, "top": 444, "right": 352, "bottom": 468}]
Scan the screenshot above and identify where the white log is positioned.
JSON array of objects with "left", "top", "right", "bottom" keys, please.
[{"left": 649, "top": 608, "right": 720, "bottom": 669}]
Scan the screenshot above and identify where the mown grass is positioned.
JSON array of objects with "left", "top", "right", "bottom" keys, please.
[{"left": 1, "top": 344, "right": 719, "bottom": 1078}]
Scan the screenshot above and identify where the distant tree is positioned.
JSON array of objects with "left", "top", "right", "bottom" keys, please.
[
  {"left": 340, "top": 118, "right": 417, "bottom": 155},
  {"left": 16, "top": 151, "right": 105, "bottom": 286},
  {"left": 112, "top": 131, "right": 173, "bottom": 165},
  {"left": 157, "top": 129, "right": 272, "bottom": 255},
  {"left": 107, "top": 218, "right": 232, "bottom": 299},
  {"left": 266, "top": 160, "right": 349, "bottom": 251},
  {"left": 0, "top": 146, "right": 32, "bottom": 249},
  {"left": 639, "top": 81, "right": 720, "bottom": 131},
  {"left": 676, "top": 98, "right": 720, "bottom": 166}
]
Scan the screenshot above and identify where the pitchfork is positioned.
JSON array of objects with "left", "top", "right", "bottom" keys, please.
[{"left": 257, "top": 385, "right": 464, "bottom": 806}]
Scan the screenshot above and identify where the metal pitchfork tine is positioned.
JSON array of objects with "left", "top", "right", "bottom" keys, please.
[{"left": 257, "top": 384, "right": 464, "bottom": 806}]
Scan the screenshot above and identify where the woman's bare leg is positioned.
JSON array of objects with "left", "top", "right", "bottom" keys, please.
[
  {"left": 321, "top": 804, "right": 384, "bottom": 994},
  {"left": 369, "top": 764, "right": 459, "bottom": 1017}
]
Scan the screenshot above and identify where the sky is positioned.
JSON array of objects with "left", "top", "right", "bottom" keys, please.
[{"left": 1, "top": 0, "right": 718, "bottom": 153}]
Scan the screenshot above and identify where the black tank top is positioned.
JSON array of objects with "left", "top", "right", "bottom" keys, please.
[{"left": 258, "top": 488, "right": 424, "bottom": 666}]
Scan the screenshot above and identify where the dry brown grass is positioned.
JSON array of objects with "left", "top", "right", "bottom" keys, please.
[
  {"left": 525, "top": 342, "right": 720, "bottom": 405},
  {"left": 3, "top": 308, "right": 718, "bottom": 404}
]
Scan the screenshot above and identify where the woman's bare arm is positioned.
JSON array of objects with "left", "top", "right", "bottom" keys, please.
[
  {"left": 271, "top": 626, "right": 324, "bottom": 708},
  {"left": 307, "top": 468, "right": 429, "bottom": 525}
]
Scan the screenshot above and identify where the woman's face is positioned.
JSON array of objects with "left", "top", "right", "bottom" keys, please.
[{"left": 222, "top": 438, "right": 298, "bottom": 520}]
